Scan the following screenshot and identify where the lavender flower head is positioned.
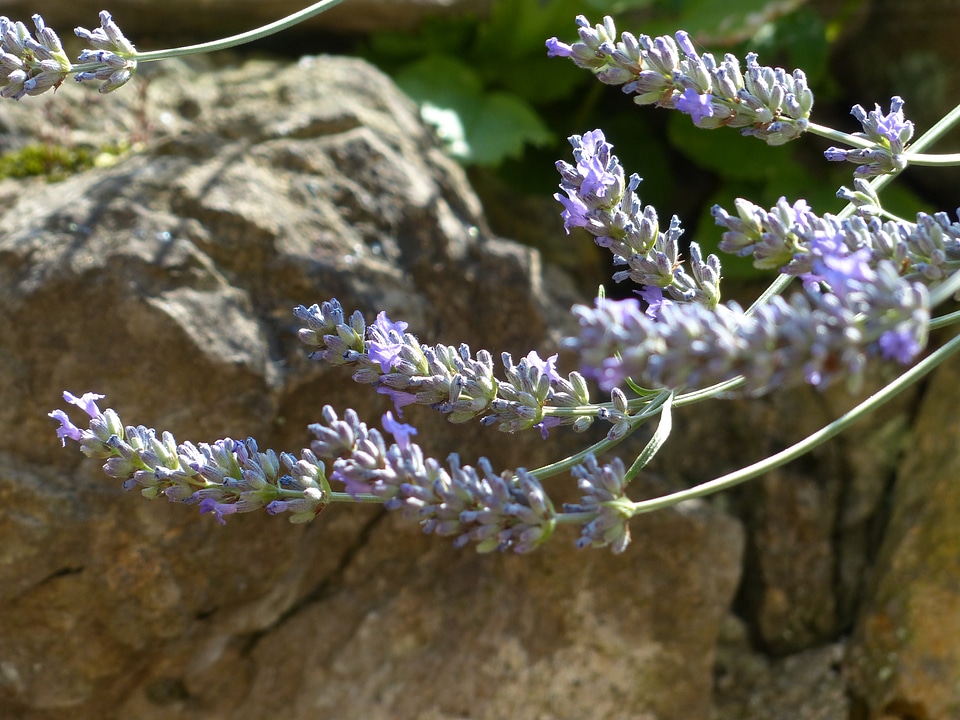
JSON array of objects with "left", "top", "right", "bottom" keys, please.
[
  {"left": 295, "top": 300, "right": 600, "bottom": 436},
  {"left": 0, "top": 14, "right": 72, "bottom": 99},
  {"left": 547, "top": 16, "right": 814, "bottom": 145},
  {"left": 824, "top": 97, "right": 915, "bottom": 177},
  {"left": 74, "top": 11, "right": 138, "bottom": 93},
  {"left": 307, "top": 407, "right": 559, "bottom": 553},
  {"left": 555, "top": 130, "right": 721, "bottom": 308},
  {"left": 713, "top": 196, "right": 960, "bottom": 285},
  {"left": 0, "top": 11, "right": 140, "bottom": 99},
  {"left": 566, "top": 259, "right": 929, "bottom": 396},
  {"left": 567, "top": 454, "right": 633, "bottom": 554}
]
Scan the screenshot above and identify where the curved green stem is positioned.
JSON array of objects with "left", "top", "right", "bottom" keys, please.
[
  {"left": 902, "top": 152, "right": 960, "bottom": 166},
  {"left": 806, "top": 121, "right": 871, "bottom": 149},
  {"left": 132, "top": 0, "right": 349, "bottom": 62},
  {"left": 329, "top": 491, "right": 384, "bottom": 504},
  {"left": 628, "top": 328, "right": 960, "bottom": 515},
  {"left": 675, "top": 376, "right": 743, "bottom": 405},
  {"left": 929, "top": 265, "right": 960, "bottom": 308},
  {"left": 542, "top": 390, "right": 668, "bottom": 418},
  {"left": 907, "top": 100, "right": 960, "bottom": 155},
  {"left": 555, "top": 510, "right": 597, "bottom": 525},
  {"left": 930, "top": 309, "right": 960, "bottom": 331},
  {"left": 530, "top": 390, "right": 672, "bottom": 481}
]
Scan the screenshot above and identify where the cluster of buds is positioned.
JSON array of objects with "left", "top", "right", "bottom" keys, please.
[
  {"left": 555, "top": 129, "right": 721, "bottom": 308},
  {"left": 568, "top": 455, "right": 632, "bottom": 553},
  {"left": 547, "top": 15, "right": 814, "bottom": 145},
  {"left": 824, "top": 97, "right": 915, "bottom": 177},
  {"left": 47, "top": 391, "right": 322, "bottom": 524},
  {"left": 0, "top": 15, "right": 71, "bottom": 99},
  {"left": 713, "top": 196, "right": 960, "bottom": 284},
  {"left": 0, "top": 11, "right": 137, "bottom": 100},
  {"left": 566, "top": 259, "right": 928, "bottom": 396},
  {"left": 73, "top": 10, "right": 138, "bottom": 93}
]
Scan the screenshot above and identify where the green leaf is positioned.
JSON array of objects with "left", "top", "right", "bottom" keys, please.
[
  {"left": 625, "top": 392, "right": 673, "bottom": 481},
  {"left": 394, "top": 55, "right": 551, "bottom": 166},
  {"left": 466, "top": 92, "right": 554, "bottom": 166},
  {"left": 471, "top": 0, "right": 597, "bottom": 103},
  {"left": 394, "top": 54, "right": 483, "bottom": 107},
  {"left": 749, "top": 7, "right": 829, "bottom": 86},
  {"left": 360, "top": 15, "right": 478, "bottom": 66}
]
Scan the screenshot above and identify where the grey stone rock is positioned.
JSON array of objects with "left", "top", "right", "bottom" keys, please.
[
  {"left": 0, "top": 54, "right": 745, "bottom": 719},
  {"left": 711, "top": 616, "right": 849, "bottom": 720},
  {"left": 651, "top": 378, "right": 915, "bottom": 658}
]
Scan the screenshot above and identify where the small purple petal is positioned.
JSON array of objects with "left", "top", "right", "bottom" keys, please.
[
  {"left": 524, "top": 351, "right": 561, "bottom": 383},
  {"left": 637, "top": 286, "right": 668, "bottom": 319},
  {"left": 554, "top": 192, "right": 590, "bottom": 233},
  {"left": 372, "top": 311, "right": 408, "bottom": 336},
  {"left": 802, "top": 230, "right": 874, "bottom": 296},
  {"left": 382, "top": 411, "right": 418, "bottom": 451},
  {"left": 63, "top": 390, "right": 105, "bottom": 418},
  {"left": 579, "top": 129, "right": 607, "bottom": 154},
  {"left": 675, "top": 87, "right": 714, "bottom": 125},
  {"left": 199, "top": 498, "right": 238, "bottom": 525},
  {"left": 377, "top": 385, "right": 418, "bottom": 415},
  {"left": 48, "top": 409, "right": 83, "bottom": 447},
  {"left": 534, "top": 416, "right": 562, "bottom": 439},
  {"left": 367, "top": 311, "right": 408, "bottom": 373}
]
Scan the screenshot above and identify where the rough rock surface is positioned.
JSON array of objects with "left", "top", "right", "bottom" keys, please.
[
  {"left": 0, "top": 55, "right": 745, "bottom": 719},
  {"left": 847, "top": 356, "right": 960, "bottom": 719}
]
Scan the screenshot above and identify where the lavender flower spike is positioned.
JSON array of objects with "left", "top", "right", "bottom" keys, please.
[
  {"left": 554, "top": 131, "right": 721, "bottom": 307},
  {"left": 547, "top": 16, "right": 813, "bottom": 145},
  {"left": 50, "top": 393, "right": 297, "bottom": 519},
  {"left": 567, "top": 260, "right": 928, "bottom": 396}
]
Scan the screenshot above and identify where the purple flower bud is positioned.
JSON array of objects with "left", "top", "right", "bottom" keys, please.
[{"left": 545, "top": 37, "right": 574, "bottom": 58}]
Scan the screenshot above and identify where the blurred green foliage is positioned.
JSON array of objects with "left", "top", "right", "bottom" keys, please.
[
  {"left": 0, "top": 143, "right": 97, "bottom": 182},
  {"left": 0, "top": 141, "right": 130, "bottom": 182}
]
